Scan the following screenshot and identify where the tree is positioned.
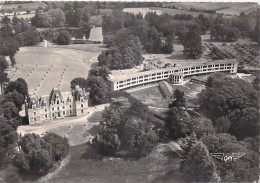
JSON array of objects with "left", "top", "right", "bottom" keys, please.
[
  {"left": 55, "top": 30, "right": 71, "bottom": 45},
  {"left": 169, "top": 89, "right": 186, "bottom": 108},
  {"left": 3, "top": 91, "right": 24, "bottom": 111},
  {"left": 183, "top": 30, "right": 202, "bottom": 58},
  {"left": 198, "top": 74, "right": 258, "bottom": 139},
  {"left": 96, "top": 96, "right": 159, "bottom": 157},
  {"left": 0, "top": 36, "right": 19, "bottom": 66},
  {"left": 5, "top": 78, "right": 28, "bottom": 98},
  {"left": 252, "top": 76, "right": 260, "bottom": 90},
  {"left": 161, "top": 36, "right": 174, "bottom": 54},
  {"left": 2, "top": 102, "right": 19, "bottom": 120},
  {"left": 191, "top": 117, "right": 215, "bottom": 139},
  {"left": 21, "top": 29, "right": 41, "bottom": 46},
  {"left": 180, "top": 132, "right": 198, "bottom": 170},
  {"left": 98, "top": 36, "right": 143, "bottom": 70},
  {"left": 70, "top": 78, "right": 88, "bottom": 91},
  {"left": 166, "top": 107, "right": 191, "bottom": 139},
  {"left": 201, "top": 133, "right": 259, "bottom": 182},
  {"left": 1, "top": 16, "right": 10, "bottom": 24},
  {"left": 42, "top": 132, "right": 69, "bottom": 162},
  {"left": 31, "top": 12, "right": 52, "bottom": 28},
  {"left": 214, "top": 116, "right": 231, "bottom": 133},
  {"left": 89, "top": 76, "right": 109, "bottom": 105},
  {"left": 0, "top": 56, "right": 9, "bottom": 94},
  {"left": 14, "top": 133, "right": 69, "bottom": 175},
  {"left": 0, "top": 117, "right": 17, "bottom": 166},
  {"left": 48, "top": 8, "right": 65, "bottom": 27},
  {"left": 182, "top": 141, "right": 220, "bottom": 182}
]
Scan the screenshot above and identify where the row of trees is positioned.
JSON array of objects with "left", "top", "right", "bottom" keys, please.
[
  {"left": 103, "top": 11, "right": 207, "bottom": 60},
  {"left": 32, "top": 2, "right": 98, "bottom": 28},
  {"left": 210, "top": 24, "right": 240, "bottom": 42}
]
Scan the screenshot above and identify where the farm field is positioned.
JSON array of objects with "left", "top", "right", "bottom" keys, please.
[
  {"left": 1, "top": 1, "right": 44, "bottom": 12},
  {"left": 162, "top": 2, "right": 259, "bottom": 16},
  {"left": 43, "top": 143, "right": 181, "bottom": 183},
  {"left": 201, "top": 34, "right": 259, "bottom": 68},
  {"left": 7, "top": 43, "right": 104, "bottom": 97},
  {"left": 151, "top": 7, "right": 215, "bottom": 17}
]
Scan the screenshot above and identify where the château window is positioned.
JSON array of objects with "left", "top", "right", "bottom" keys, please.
[
  {"left": 57, "top": 100, "right": 59, "bottom": 104},
  {"left": 45, "top": 108, "right": 47, "bottom": 112},
  {"left": 34, "top": 112, "right": 36, "bottom": 115},
  {"left": 63, "top": 111, "right": 65, "bottom": 115},
  {"left": 45, "top": 114, "right": 47, "bottom": 118},
  {"left": 81, "top": 109, "right": 83, "bottom": 113},
  {"left": 81, "top": 104, "right": 83, "bottom": 108}
]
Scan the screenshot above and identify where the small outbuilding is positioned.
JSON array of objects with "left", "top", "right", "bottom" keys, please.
[{"left": 159, "top": 80, "right": 174, "bottom": 99}]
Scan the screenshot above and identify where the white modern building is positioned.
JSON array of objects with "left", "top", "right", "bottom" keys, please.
[
  {"left": 109, "top": 59, "right": 238, "bottom": 91},
  {"left": 25, "top": 85, "right": 89, "bottom": 124}
]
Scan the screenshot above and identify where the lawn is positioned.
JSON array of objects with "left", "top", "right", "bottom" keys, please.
[
  {"left": 130, "top": 85, "right": 171, "bottom": 108},
  {"left": 42, "top": 143, "right": 181, "bottom": 183},
  {"left": 7, "top": 43, "right": 104, "bottom": 97}
]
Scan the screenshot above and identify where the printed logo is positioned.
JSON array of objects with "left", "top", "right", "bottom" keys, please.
[{"left": 210, "top": 152, "right": 245, "bottom": 162}]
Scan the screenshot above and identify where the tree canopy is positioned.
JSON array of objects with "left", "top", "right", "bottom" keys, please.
[
  {"left": 95, "top": 95, "right": 160, "bottom": 157},
  {"left": 14, "top": 133, "right": 69, "bottom": 175},
  {"left": 198, "top": 73, "right": 259, "bottom": 140}
]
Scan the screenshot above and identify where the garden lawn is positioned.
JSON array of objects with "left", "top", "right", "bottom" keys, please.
[
  {"left": 46, "top": 143, "right": 181, "bottom": 183},
  {"left": 8, "top": 44, "right": 103, "bottom": 96}
]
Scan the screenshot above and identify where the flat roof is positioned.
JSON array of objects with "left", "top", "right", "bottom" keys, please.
[{"left": 110, "top": 59, "right": 237, "bottom": 82}]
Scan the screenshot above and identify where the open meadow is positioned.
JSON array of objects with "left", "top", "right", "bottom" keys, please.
[
  {"left": 7, "top": 43, "right": 104, "bottom": 97},
  {"left": 162, "top": 2, "right": 259, "bottom": 16},
  {"left": 42, "top": 143, "right": 181, "bottom": 183}
]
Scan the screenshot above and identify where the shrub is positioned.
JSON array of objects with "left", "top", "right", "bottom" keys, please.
[{"left": 54, "top": 30, "right": 71, "bottom": 45}]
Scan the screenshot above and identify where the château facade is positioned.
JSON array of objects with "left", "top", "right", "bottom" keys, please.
[{"left": 25, "top": 85, "right": 89, "bottom": 124}]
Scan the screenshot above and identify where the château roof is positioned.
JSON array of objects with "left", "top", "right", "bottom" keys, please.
[{"left": 49, "top": 87, "right": 63, "bottom": 104}]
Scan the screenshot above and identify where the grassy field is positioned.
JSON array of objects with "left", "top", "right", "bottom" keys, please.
[
  {"left": 42, "top": 143, "right": 181, "bottom": 183},
  {"left": 151, "top": 7, "right": 214, "bottom": 17},
  {"left": 130, "top": 85, "right": 171, "bottom": 108},
  {"left": 162, "top": 2, "right": 259, "bottom": 16},
  {"left": 8, "top": 43, "right": 104, "bottom": 97},
  {"left": 1, "top": 2, "right": 44, "bottom": 11}
]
